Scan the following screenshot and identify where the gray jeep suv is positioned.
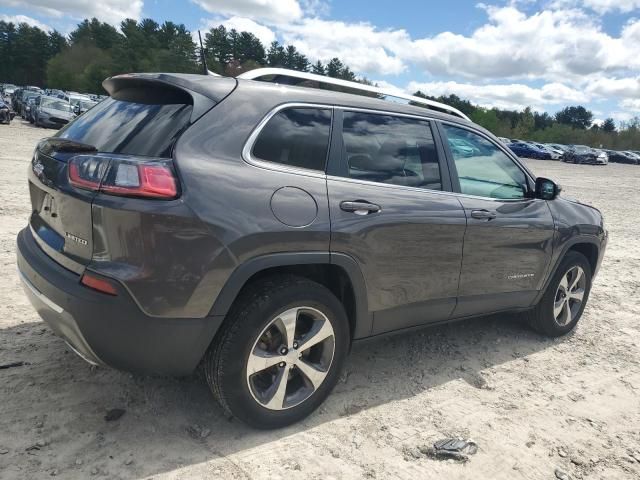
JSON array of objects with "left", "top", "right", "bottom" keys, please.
[{"left": 17, "top": 71, "right": 607, "bottom": 428}]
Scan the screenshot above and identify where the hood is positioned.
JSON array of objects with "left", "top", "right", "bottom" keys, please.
[
  {"left": 41, "top": 107, "right": 74, "bottom": 119},
  {"left": 558, "top": 194, "right": 602, "bottom": 216}
]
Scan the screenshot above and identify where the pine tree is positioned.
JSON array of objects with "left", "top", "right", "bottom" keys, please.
[{"left": 311, "top": 60, "right": 325, "bottom": 75}]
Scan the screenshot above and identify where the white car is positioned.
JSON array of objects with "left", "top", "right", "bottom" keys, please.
[
  {"left": 532, "top": 142, "right": 562, "bottom": 160},
  {"left": 594, "top": 149, "right": 609, "bottom": 165}
]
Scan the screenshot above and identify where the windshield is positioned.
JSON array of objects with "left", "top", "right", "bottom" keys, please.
[
  {"left": 80, "top": 100, "right": 97, "bottom": 109},
  {"left": 42, "top": 98, "right": 72, "bottom": 112},
  {"left": 574, "top": 146, "right": 591, "bottom": 153},
  {"left": 70, "top": 97, "right": 90, "bottom": 106}
]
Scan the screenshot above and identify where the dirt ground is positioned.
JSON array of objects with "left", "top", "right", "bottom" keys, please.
[{"left": 0, "top": 118, "right": 638, "bottom": 480}]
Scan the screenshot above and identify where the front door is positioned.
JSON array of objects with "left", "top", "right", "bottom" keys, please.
[
  {"left": 327, "top": 110, "right": 466, "bottom": 335},
  {"left": 439, "top": 123, "right": 555, "bottom": 318}
]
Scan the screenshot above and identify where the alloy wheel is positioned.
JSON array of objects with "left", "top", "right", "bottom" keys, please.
[
  {"left": 553, "top": 265, "right": 586, "bottom": 326},
  {"left": 246, "top": 306, "right": 335, "bottom": 410}
]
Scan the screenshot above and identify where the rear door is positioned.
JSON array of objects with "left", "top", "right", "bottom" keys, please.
[
  {"left": 327, "top": 109, "right": 466, "bottom": 335},
  {"left": 439, "top": 123, "right": 555, "bottom": 318}
]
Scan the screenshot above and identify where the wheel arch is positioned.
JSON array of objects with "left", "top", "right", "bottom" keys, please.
[
  {"left": 535, "top": 236, "right": 600, "bottom": 305},
  {"left": 209, "top": 252, "right": 372, "bottom": 341}
]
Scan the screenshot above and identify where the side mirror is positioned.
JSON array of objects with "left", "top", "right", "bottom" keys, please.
[{"left": 535, "top": 177, "right": 561, "bottom": 200}]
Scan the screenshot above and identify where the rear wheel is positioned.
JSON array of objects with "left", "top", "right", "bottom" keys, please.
[
  {"left": 204, "top": 275, "right": 349, "bottom": 429},
  {"left": 527, "top": 251, "right": 592, "bottom": 337}
]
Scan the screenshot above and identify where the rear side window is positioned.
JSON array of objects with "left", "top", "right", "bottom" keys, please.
[
  {"left": 342, "top": 111, "right": 442, "bottom": 190},
  {"left": 57, "top": 89, "right": 193, "bottom": 158},
  {"left": 252, "top": 108, "right": 332, "bottom": 171}
]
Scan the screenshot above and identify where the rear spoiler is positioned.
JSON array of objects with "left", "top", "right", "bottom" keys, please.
[{"left": 103, "top": 73, "right": 237, "bottom": 122}]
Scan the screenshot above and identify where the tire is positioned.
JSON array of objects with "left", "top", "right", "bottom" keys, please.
[
  {"left": 204, "top": 275, "right": 350, "bottom": 429},
  {"left": 527, "top": 251, "right": 592, "bottom": 337}
]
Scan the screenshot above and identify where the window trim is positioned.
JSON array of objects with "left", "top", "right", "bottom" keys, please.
[
  {"left": 332, "top": 107, "right": 453, "bottom": 193},
  {"left": 242, "top": 102, "right": 334, "bottom": 178},
  {"left": 437, "top": 120, "right": 536, "bottom": 202}
]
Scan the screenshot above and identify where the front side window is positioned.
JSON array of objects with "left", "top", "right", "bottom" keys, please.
[
  {"left": 252, "top": 107, "right": 332, "bottom": 171},
  {"left": 341, "top": 112, "right": 442, "bottom": 190},
  {"left": 442, "top": 124, "right": 527, "bottom": 199}
]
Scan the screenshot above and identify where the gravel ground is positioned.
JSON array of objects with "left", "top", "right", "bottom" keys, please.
[{"left": 0, "top": 119, "right": 639, "bottom": 480}]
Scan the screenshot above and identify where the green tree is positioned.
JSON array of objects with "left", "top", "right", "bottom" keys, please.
[
  {"left": 266, "top": 41, "right": 286, "bottom": 67},
  {"left": 204, "top": 26, "right": 230, "bottom": 73},
  {"left": 326, "top": 57, "right": 344, "bottom": 77},
  {"left": 69, "top": 18, "right": 120, "bottom": 50},
  {"left": 601, "top": 118, "right": 616, "bottom": 133},
  {"left": 311, "top": 60, "right": 325, "bottom": 75},
  {"left": 555, "top": 106, "right": 593, "bottom": 129}
]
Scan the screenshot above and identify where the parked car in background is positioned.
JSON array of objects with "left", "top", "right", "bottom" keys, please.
[
  {"left": 508, "top": 141, "right": 550, "bottom": 159},
  {"left": 604, "top": 150, "right": 638, "bottom": 164},
  {"left": 17, "top": 90, "right": 41, "bottom": 118},
  {"left": 34, "top": 96, "right": 76, "bottom": 129},
  {"left": 497, "top": 136, "right": 511, "bottom": 144},
  {"left": 593, "top": 149, "right": 609, "bottom": 164},
  {"left": 1, "top": 84, "right": 17, "bottom": 96},
  {"left": 448, "top": 137, "right": 480, "bottom": 157},
  {"left": 0, "top": 98, "right": 14, "bottom": 124},
  {"left": 25, "top": 96, "right": 39, "bottom": 123},
  {"left": 73, "top": 98, "right": 98, "bottom": 115},
  {"left": 623, "top": 151, "right": 640, "bottom": 164},
  {"left": 64, "top": 94, "right": 93, "bottom": 115},
  {"left": 563, "top": 145, "right": 607, "bottom": 165},
  {"left": 532, "top": 142, "right": 562, "bottom": 160}
]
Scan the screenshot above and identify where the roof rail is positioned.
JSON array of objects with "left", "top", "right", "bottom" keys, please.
[{"left": 237, "top": 67, "right": 470, "bottom": 121}]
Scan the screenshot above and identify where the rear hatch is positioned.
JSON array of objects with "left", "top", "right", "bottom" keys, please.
[{"left": 28, "top": 74, "right": 236, "bottom": 274}]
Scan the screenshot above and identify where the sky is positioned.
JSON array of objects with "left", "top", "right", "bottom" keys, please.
[{"left": 1, "top": 0, "right": 640, "bottom": 124}]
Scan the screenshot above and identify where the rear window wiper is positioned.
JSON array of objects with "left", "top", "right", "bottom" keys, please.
[{"left": 38, "top": 138, "right": 98, "bottom": 156}]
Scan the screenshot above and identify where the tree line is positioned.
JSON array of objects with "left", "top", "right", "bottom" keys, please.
[{"left": 1, "top": 17, "right": 638, "bottom": 149}]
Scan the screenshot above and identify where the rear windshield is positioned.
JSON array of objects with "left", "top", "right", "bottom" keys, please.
[{"left": 56, "top": 96, "right": 192, "bottom": 158}]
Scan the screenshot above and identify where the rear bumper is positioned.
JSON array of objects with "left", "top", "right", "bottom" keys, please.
[{"left": 16, "top": 227, "right": 223, "bottom": 375}]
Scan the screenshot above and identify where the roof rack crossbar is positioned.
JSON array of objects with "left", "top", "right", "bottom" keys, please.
[{"left": 237, "top": 68, "right": 470, "bottom": 121}]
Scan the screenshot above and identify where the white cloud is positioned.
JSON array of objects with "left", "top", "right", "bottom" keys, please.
[
  {"left": 406, "top": 80, "right": 589, "bottom": 111},
  {"left": 199, "top": 16, "right": 276, "bottom": 46},
  {"left": 620, "top": 98, "right": 640, "bottom": 111},
  {"left": 0, "top": 0, "right": 143, "bottom": 24},
  {"left": 403, "top": 6, "right": 640, "bottom": 80},
  {"left": 279, "top": 19, "right": 409, "bottom": 75},
  {"left": 221, "top": 16, "right": 276, "bottom": 45},
  {"left": 191, "top": 0, "right": 303, "bottom": 23},
  {"left": 585, "top": 76, "right": 640, "bottom": 98},
  {"left": 0, "top": 14, "right": 52, "bottom": 31},
  {"left": 551, "top": 0, "right": 640, "bottom": 14}
]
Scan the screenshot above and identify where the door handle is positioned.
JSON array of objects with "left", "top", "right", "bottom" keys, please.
[
  {"left": 340, "top": 201, "right": 381, "bottom": 215},
  {"left": 470, "top": 209, "right": 497, "bottom": 220}
]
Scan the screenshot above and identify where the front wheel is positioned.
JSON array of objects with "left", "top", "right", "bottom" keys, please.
[
  {"left": 204, "top": 275, "right": 350, "bottom": 429},
  {"left": 527, "top": 251, "right": 592, "bottom": 337}
]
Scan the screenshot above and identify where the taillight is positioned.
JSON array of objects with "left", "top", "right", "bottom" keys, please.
[{"left": 68, "top": 155, "right": 179, "bottom": 200}]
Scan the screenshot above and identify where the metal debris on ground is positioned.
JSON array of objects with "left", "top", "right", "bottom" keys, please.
[{"left": 422, "top": 438, "right": 478, "bottom": 462}]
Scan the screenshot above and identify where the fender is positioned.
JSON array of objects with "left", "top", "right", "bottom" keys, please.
[
  {"left": 533, "top": 234, "right": 603, "bottom": 305},
  {"left": 209, "top": 251, "right": 372, "bottom": 340}
]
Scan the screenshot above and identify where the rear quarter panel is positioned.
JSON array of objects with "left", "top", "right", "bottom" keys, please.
[{"left": 169, "top": 83, "right": 333, "bottom": 316}]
